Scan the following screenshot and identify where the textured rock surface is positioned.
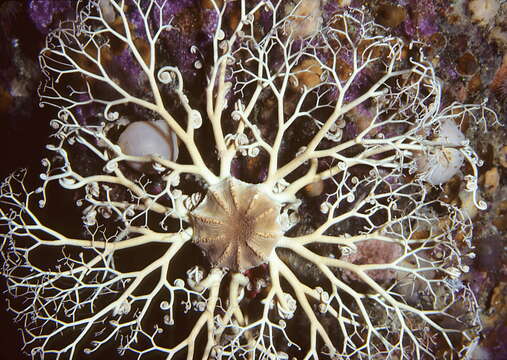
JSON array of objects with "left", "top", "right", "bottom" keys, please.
[{"left": 0, "top": 0, "right": 506, "bottom": 357}]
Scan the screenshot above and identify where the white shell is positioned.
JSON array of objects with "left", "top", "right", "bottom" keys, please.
[
  {"left": 118, "top": 120, "right": 178, "bottom": 171},
  {"left": 420, "top": 120, "right": 465, "bottom": 185},
  {"left": 438, "top": 119, "right": 466, "bottom": 145}
]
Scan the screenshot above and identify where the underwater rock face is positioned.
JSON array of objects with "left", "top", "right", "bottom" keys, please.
[{"left": 1, "top": 0, "right": 507, "bottom": 359}]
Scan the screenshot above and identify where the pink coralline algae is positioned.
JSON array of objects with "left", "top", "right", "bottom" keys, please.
[{"left": 340, "top": 239, "right": 403, "bottom": 282}]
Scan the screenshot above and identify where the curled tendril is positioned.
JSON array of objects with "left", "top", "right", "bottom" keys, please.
[
  {"left": 104, "top": 104, "right": 119, "bottom": 121},
  {"left": 49, "top": 120, "right": 61, "bottom": 129},
  {"left": 41, "top": 158, "right": 50, "bottom": 168},
  {"left": 57, "top": 109, "right": 70, "bottom": 121},
  {"left": 219, "top": 40, "right": 228, "bottom": 52},
  {"left": 189, "top": 110, "right": 202, "bottom": 129},
  {"left": 215, "top": 29, "right": 225, "bottom": 41},
  {"left": 226, "top": 55, "right": 235, "bottom": 65},
  {"left": 245, "top": 14, "right": 254, "bottom": 24},
  {"left": 104, "top": 160, "right": 118, "bottom": 173},
  {"left": 231, "top": 110, "right": 242, "bottom": 121},
  {"left": 247, "top": 146, "right": 260, "bottom": 157},
  {"left": 157, "top": 66, "right": 183, "bottom": 92},
  {"left": 464, "top": 175, "right": 487, "bottom": 210},
  {"left": 190, "top": 45, "right": 199, "bottom": 55}
]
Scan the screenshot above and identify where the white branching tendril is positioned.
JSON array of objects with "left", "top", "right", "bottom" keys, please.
[
  {"left": 0, "top": 1, "right": 493, "bottom": 359},
  {"left": 157, "top": 66, "right": 183, "bottom": 91}
]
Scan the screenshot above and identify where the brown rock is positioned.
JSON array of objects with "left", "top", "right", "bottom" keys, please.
[
  {"left": 457, "top": 52, "right": 479, "bottom": 77},
  {"left": 499, "top": 146, "right": 507, "bottom": 168},
  {"left": 375, "top": 4, "right": 407, "bottom": 28},
  {"left": 484, "top": 168, "right": 500, "bottom": 194}
]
